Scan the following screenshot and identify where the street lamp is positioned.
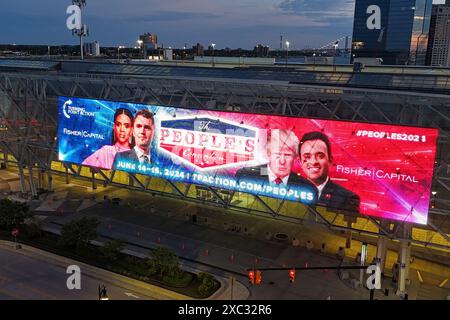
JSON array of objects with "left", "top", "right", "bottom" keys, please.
[
  {"left": 285, "top": 41, "right": 290, "bottom": 67},
  {"left": 333, "top": 42, "right": 338, "bottom": 72},
  {"left": 98, "top": 284, "right": 109, "bottom": 300},
  {"left": 313, "top": 53, "right": 316, "bottom": 71},
  {"left": 431, "top": 191, "right": 437, "bottom": 208},
  {"left": 211, "top": 43, "right": 216, "bottom": 67},
  {"left": 117, "top": 45, "right": 125, "bottom": 63}
]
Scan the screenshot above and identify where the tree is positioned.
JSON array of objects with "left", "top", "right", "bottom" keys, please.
[
  {"left": 23, "top": 218, "right": 43, "bottom": 239},
  {"left": 59, "top": 217, "right": 99, "bottom": 250},
  {"left": 198, "top": 272, "right": 216, "bottom": 296},
  {"left": 100, "top": 239, "right": 124, "bottom": 262},
  {"left": 0, "top": 198, "right": 31, "bottom": 229},
  {"left": 147, "top": 246, "right": 181, "bottom": 279}
]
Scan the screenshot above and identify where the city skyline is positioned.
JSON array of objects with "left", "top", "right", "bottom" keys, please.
[{"left": 1, "top": 0, "right": 445, "bottom": 50}]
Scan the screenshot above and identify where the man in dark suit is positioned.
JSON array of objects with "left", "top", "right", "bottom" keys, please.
[
  {"left": 114, "top": 109, "right": 154, "bottom": 169},
  {"left": 235, "top": 129, "right": 316, "bottom": 195},
  {"left": 299, "top": 131, "right": 360, "bottom": 214}
]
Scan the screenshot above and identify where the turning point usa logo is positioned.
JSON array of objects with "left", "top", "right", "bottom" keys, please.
[
  {"left": 62, "top": 99, "right": 95, "bottom": 119},
  {"left": 158, "top": 116, "right": 258, "bottom": 171}
]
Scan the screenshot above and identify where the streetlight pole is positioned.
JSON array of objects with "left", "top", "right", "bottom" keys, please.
[
  {"left": 333, "top": 42, "right": 338, "bottom": 72},
  {"left": 230, "top": 276, "right": 235, "bottom": 300},
  {"left": 117, "top": 46, "right": 124, "bottom": 63},
  {"left": 211, "top": 43, "right": 216, "bottom": 67},
  {"left": 313, "top": 53, "right": 316, "bottom": 71},
  {"left": 285, "top": 41, "right": 290, "bottom": 67}
]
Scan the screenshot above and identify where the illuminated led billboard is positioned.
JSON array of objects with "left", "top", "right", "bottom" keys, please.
[{"left": 57, "top": 96, "right": 438, "bottom": 225}]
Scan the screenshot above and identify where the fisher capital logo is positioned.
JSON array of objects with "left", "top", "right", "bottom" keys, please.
[
  {"left": 62, "top": 99, "right": 95, "bottom": 119},
  {"left": 158, "top": 116, "right": 258, "bottom": 171}
]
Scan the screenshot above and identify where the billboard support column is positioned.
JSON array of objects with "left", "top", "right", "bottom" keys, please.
[
  {"left": 346, "top": 223, "right": 353, "bottom": 248},
  {"left": 47, "top": 171, "right": 53, "bottom": 192},
  {"left": 344, "top": 215, "right": 356, "bottom": 248},
  {"left": 18, "top": 164, "right": 27, "bottom": 194},
  {"left": 37, "top": 169, "right": 43, "bottom": 190},
  {"left": 375, "top": 235, "right": 387, "bottom": 274},
  {"left": 396, "top": 225, "right": 412, "bottom": 297},
  {"left": 28, "top": 165, "right": 38, "bottom": 199},
  {"left": 345, "top": 230, "right": 352, "bottom": 248},
  {"left": 396, "top": 240, "right": 409, "bottom": 296},
  {"left": 91, "top": 170, "right": 97, "bottom": 190},
  {"left": 404, "top": 225, "right": 412, "bottom": 285},
  {"left": 64, "top": 165, "right": 70, "bottom": 184}
]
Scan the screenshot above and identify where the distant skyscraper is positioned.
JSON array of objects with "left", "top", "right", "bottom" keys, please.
[
  {"left": 83, "top": 41, "right": 100, "bottom": 56},
  {"left": 139, "top": 33, "right": 158, "bottom": 47},
  {"left": 254, "top": 44, "right": 270, "bottom": 57},
  {"left": 139, "top": 33, "right": 159, "bottom": 58},
  {"left": 193, "top": 43, "right": 204, "bottom": 56},
  {"left": 426, "top": 0, "right": 450, "bottom": 66},
  {"left": 352, "top": 0, "right": 432, "bottom": 65}
]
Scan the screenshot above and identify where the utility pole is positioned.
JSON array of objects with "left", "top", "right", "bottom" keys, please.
[
  {"left": 285, "top": 41, "right": 290, "bottom": 68},
  {"left": 230, "top": 276, "right": 235, "bottom": 300},
  {"left": 71, "top": 1, "right": 88, "bottom": 60}
]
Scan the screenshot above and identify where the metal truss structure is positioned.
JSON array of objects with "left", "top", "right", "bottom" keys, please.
[{"left": 0, "top": 68, "right": 449, "bottom": 251}]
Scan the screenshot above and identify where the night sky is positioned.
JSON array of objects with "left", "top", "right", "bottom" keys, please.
[{"left": 0, "top": 0, "right": 445, "bottom": 49}]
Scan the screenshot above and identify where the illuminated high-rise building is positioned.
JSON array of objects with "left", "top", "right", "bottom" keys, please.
[
  {"left": 139, "top": 33, "right": 159, "bottom": 59},
  {"left": 139, "top": 33, "right": 158, "bottom": 47},
  {"left": 352, "top": 0, "right": 432, "bottom": 65},
  {"left": 426, "top": 0, "right": 450, "bottom": 66},
  {"left": 83, "top": 41, "right": 100, "bottom": 56}
]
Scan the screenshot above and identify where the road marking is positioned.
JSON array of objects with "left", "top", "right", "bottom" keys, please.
[
  {"left": 125, "top": 292, "right": 140, "bottom": 299},
  {"left": 417, "top": 270, "right": 424, "bottom": 283}
]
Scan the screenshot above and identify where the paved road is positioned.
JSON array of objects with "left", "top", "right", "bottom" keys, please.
[{"left": 0, "top": 246, "right": 159, "bottom": 300}]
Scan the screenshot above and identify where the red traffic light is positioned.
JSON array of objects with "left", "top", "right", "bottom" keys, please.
[
  {"left": 248, "top": 270, "right": 255, "bottom": 284},
  {"left": 11, "top": 228, "right": 19, "bottom": 237},
  {"left": 255, "top": 270, "right": 262, "bottom": 285},
  {"left": 289, "top": 269, "right": 296, "bottom": 283}
]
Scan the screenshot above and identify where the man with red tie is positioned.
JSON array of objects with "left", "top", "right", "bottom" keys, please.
[
  {"left": 299, "top": 131, "right": 360, "bottom": 214},
  {"left": 235, "top": 129, "right": 314, "bottom": 189}
]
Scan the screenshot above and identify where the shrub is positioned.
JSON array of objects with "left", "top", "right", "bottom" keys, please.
[
  {"left": 197, "top": 273, "right": 216, "bottom": 296},
  {"left": 59, "top": 217, "right": 99, "bottom": 250},
  {"left": 162, "top": 272, "right": 193, "bottom": 287},
  {"left": 0, "top": 198, "right": 31, "bottom": 229},
  {"left": 100, "top": 239, "right": 124, "bottom": 262},
  {"left": 147, "top": 246, "right": 182, "bottom": 278},
  {"left": 23, "top": 221, "right": 43, "bottom": 239}
]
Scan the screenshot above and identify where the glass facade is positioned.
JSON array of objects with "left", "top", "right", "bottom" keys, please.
[{"left": 352, "top": 0, "right": 432, "bottom": 65}]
